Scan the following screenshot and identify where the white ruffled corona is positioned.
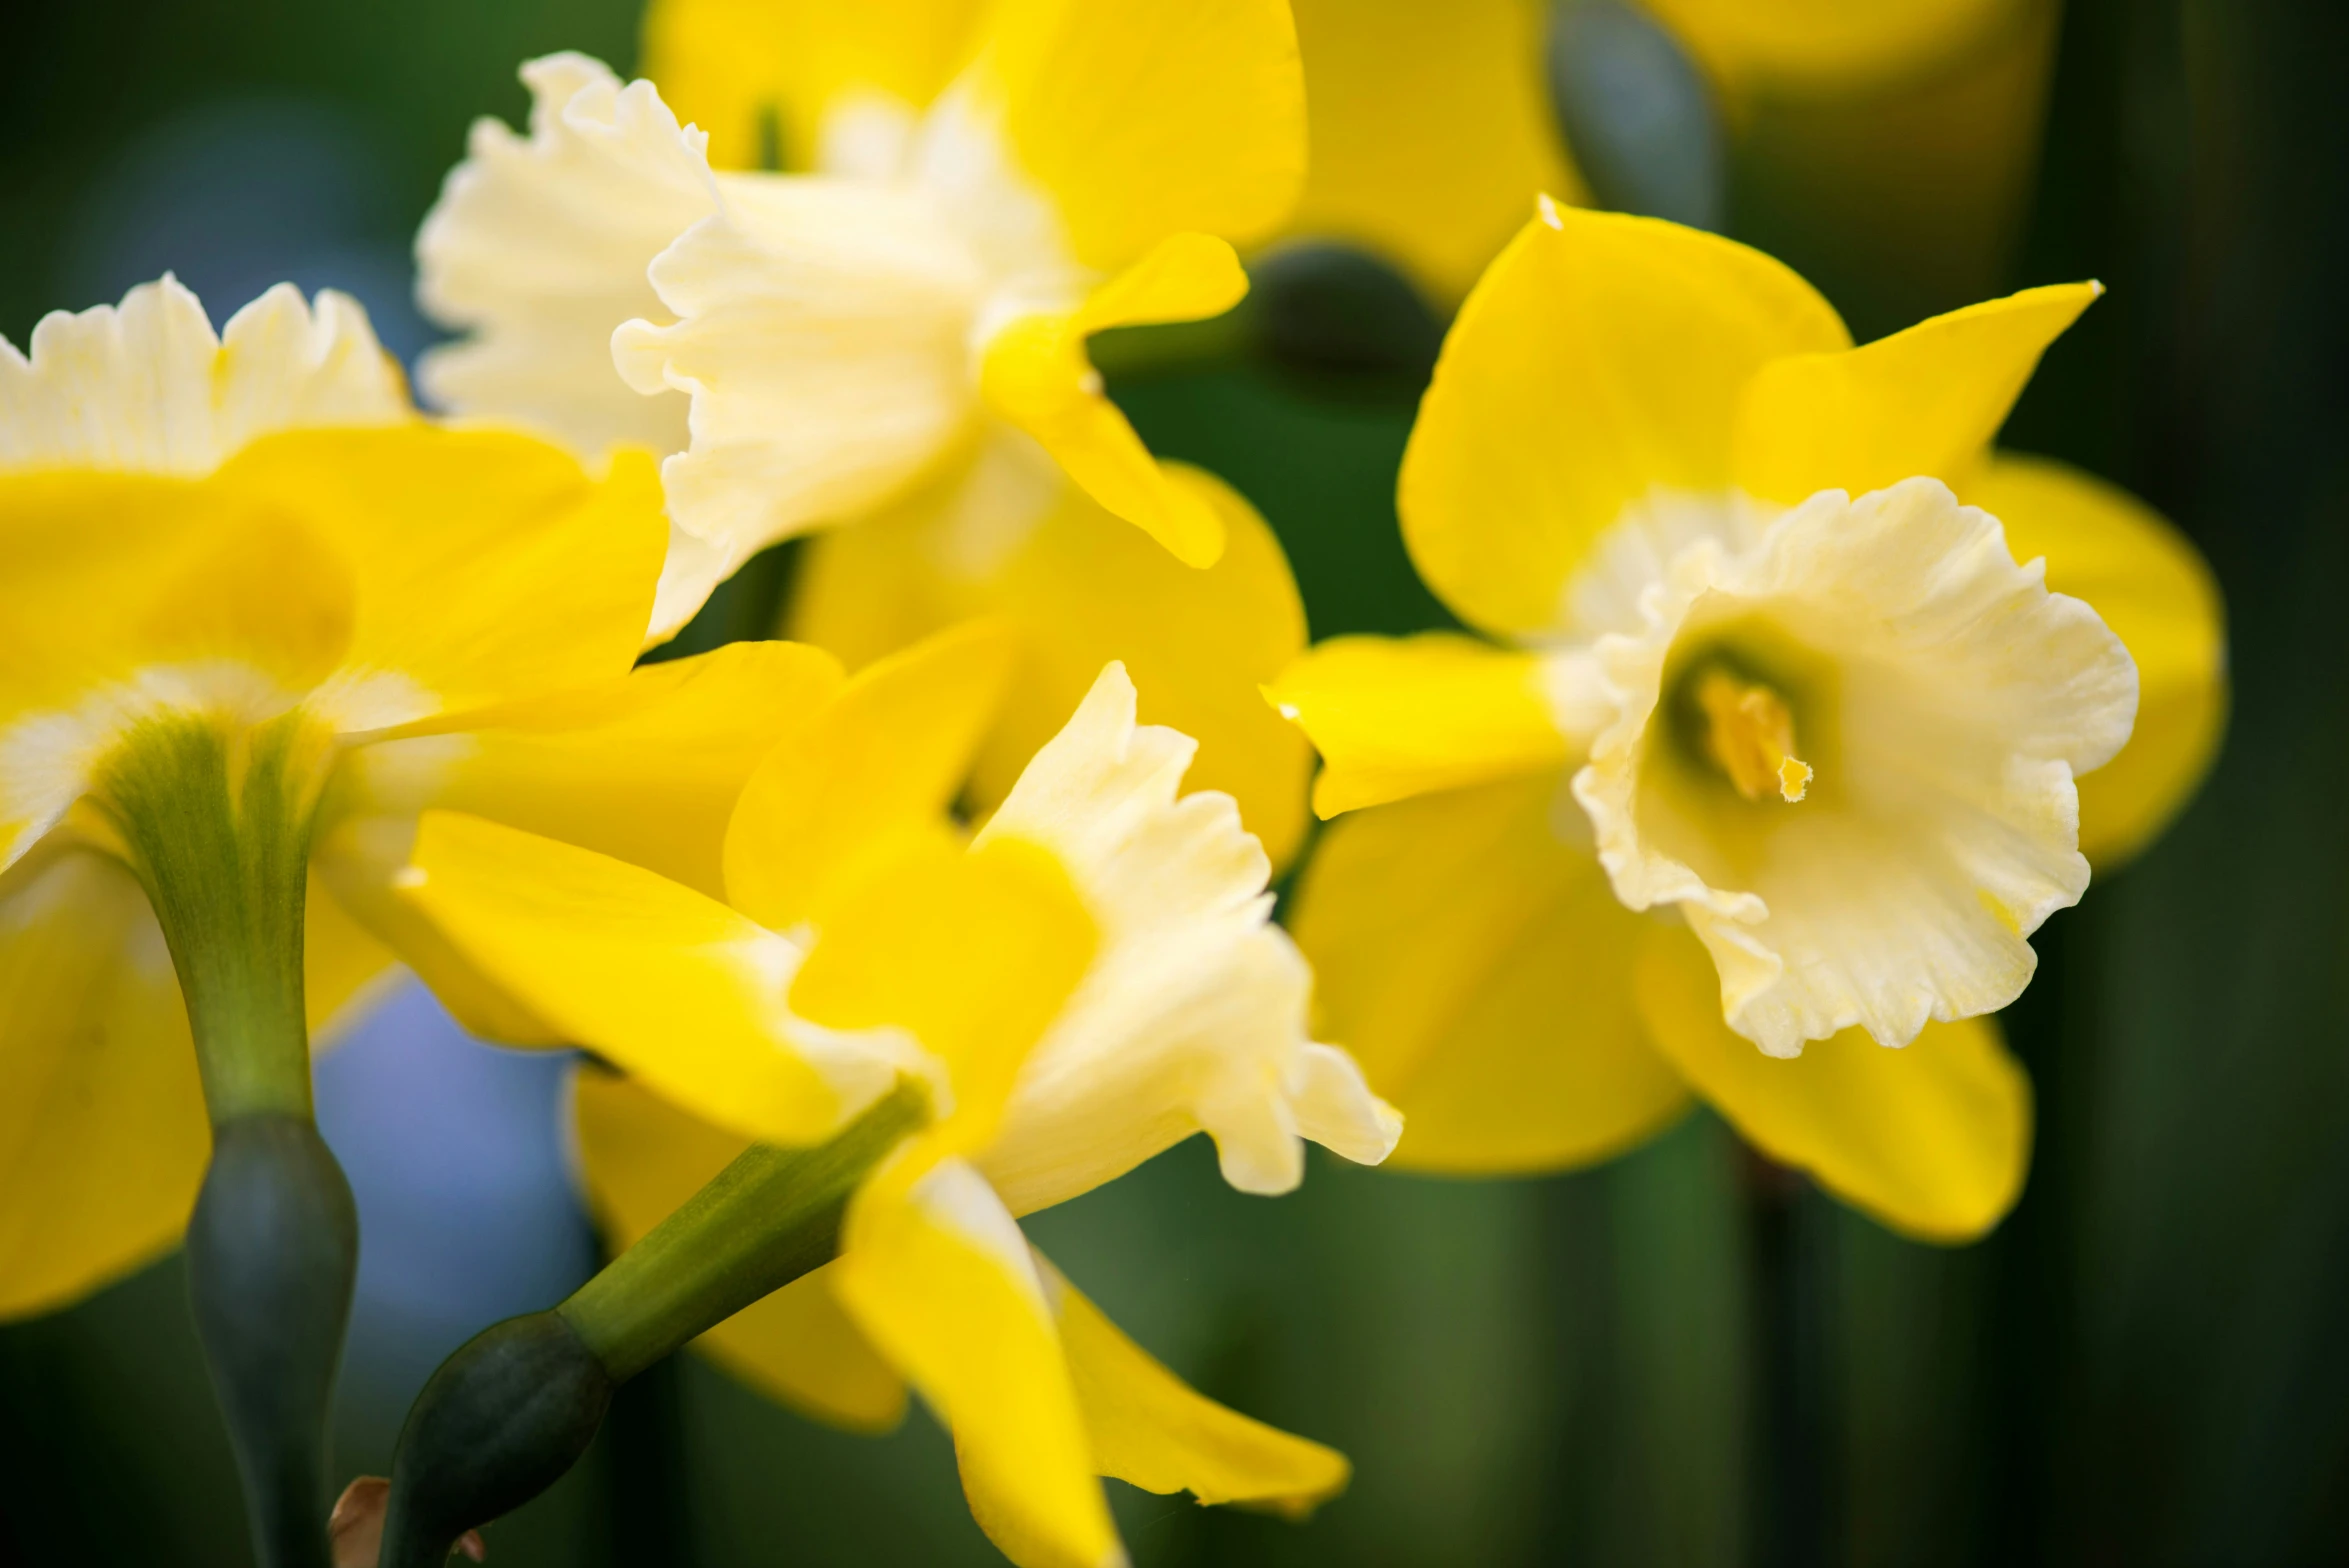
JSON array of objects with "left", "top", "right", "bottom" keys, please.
[{"left": 1566, "top": 478, "right": 2138, "bottom": 1056}]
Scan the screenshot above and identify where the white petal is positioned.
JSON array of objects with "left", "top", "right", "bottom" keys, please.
[
  {"left": 1574, "top": 478, "right": 2139, "bottom": 1055},
  {"left": 613, "top": 174, "right": 988, "bottom": 577},
  {"left": 973, "top": 665, "right": 1399, "bottom": 1212},
  {"left": 414, "top": 53, "right": 715, "bottom": 457},
  {"left": 0, "top": 277, "right": 405, "bottom": 476}
]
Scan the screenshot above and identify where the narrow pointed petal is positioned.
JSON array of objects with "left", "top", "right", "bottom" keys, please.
[
  {"left": 0, "top": 848, "right": 210, "bottom": 1319},
  {"left": 980, "top": 233, "right": 1248, "bottom": 566},
  {"left": 303, "top": 873, "right": 400, "bottom": 1048},
  {"left": 834, "top": 1159, "right": 1121, "bottom": 1568},
  {"left": 1266, "top": 634, "right": 1575, "bottom": 818},
  {"left": 1635, "top": 925, "right": 2031, "bottom": 1242},
  {"left": 972, "top": 0, "right": 1305, "bottom": 269},
  {"left": 400, "top": 812, "right": 877, "bottom": 1145},
  {"left": 1968, "top": 452, "right": 2226, "bottom": 868},
  {"left": 571, "top": 1068, "right": 906, "bottom": 1429},
  {"left": 1731, "top": 282, "right": 2101, "bottom": 507},
  {"left": 1400, "top": 205, "right": 1848, "bottom": 638},
  {"left": 1043, "top": 1255, "right": 1349, "bottom": 1516},
  {"left": 724, "top": 621, "right": 1016, "bottom": 930},
  {"left": 1289, "top": 776, "right": 1691, "bottom": 1174}
]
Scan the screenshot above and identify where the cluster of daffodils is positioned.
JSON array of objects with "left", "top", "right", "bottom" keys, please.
[{"left": 0, "top": 0, "right": 2226, "bottom": 1566}]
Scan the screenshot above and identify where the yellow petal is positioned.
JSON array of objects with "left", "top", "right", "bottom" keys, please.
[
  {"left": 1634, "top": 924, "right": 2031, "bottom": 1242},
  {"left": 0, "top": 846, "right": 209, "bottom": 1320},
  {"left": 571, "top": 1067, "right": 906, "bottom": 1429},
  {"left": 1731, "top": 282, "right": 2102, "bottom": 508},
  {"left": 373, "top": 640, "right": 848, "bottom": 901},
  {"left": 1968, "top": 452, "right": 2227, "bottom": 868},
  {"left": 1400, "top": 205, "right": 1848, "bottom": 638},
  {"left": 978, "top": 0, "right": 1305, "bottom": 270},
  {"left": 1044, "top": 1256, "right": 1348, "bottom": 1516},
  {"left": 792, "top": 449, "right": 1312, "bottom": 866},
  {"left": 788, "top": 836, "right": 1096, "bottom": 1156},
  {"left": 214, "top": 429, "right": 670, "bottom": 723},
  {"left": 304, "top": 872, "right": 400, "bottom": 1048},
  {"left": 1288, "top": 775, "right": 1691, "bottom": 1174},
  {"left": 1282, "top": 0, "right": 1587, "bottom": 305},
  {"left": 980, "top": 233, "right": 1247, "bottom": 567},
  {"left": 400, "top": 812, "right": 872, "bottom": 1145},
  {"left": 642, "top": 0, "right": 985, "bottom": 171},
  {"left": 833, "top": 1157, "right": 1119, "bottom": 1568},
  {"left": 1266, "top": 634, "right": 1572, "bottom": 818},
  {"left": 723, "top": 621, "right": 1016, "bottom": 930}
]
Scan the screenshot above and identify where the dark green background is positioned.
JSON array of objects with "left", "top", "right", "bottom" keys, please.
[{"left": 4, "top": 0, "right": 2344, "bottom": 1563}]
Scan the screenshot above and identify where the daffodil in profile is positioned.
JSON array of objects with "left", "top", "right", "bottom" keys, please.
[
  {"left": 415, "top": 0, "right": 1316, "bottom": 861},
  {"left": 1268, "top": 203, "right": 2224, "bottom": 1239},
  {"left": 394, "top": 638, "right": 1398, "bottom": 1568}
]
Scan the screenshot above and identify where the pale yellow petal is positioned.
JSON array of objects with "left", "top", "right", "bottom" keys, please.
[
  {"left": 1266, "top": 634, "right": 1572, "bottom": 819},
  {"left": 1731, "top": 282, "right": 2101, "bottom": 507},
  {"left": 304, "top": 872, "right": 401, "bottom": 1048},
  {"left": 571, "top": 1068, "right": 906, "bottom": 1429},
  {"left": 0, "top": 846, "right": 209, "bottom": 1320},
  {"left": 1045, "top": 1255, "right": 1348, "bottom": 1516},
  {"left": 973, "top": 0, "right": 1306, "bottom": 269},
  {"left": 400, "top": 812, "right": 874, "bottom": 1145},
  {"left": 1400, "top": 205, "right": 1848, "bottom": 638},
  {"left": 1635, "top": 923, "right": 2030, "bottom": 1242},
  {"left": 0, "top": 276, "right": 405, "bottom": 478},
  {"left": 723, "top": 621, "right": 1016, "bottom": 931},
  {"left": 642, "top": 0, "right": 984, "bottom": 172},
  {"left": 1288, "top": 776, "right": 1692, "bottom": 1174},
  {"left": 979, "top": 233, "right": 1248, "bottom": 567},
  {"left": 415, "top": 54, "right": 712, "bottom": 458},
  {"left": 789, "top": 447, "right": 1311, "bottom": 867},
  {"left": 1282, "top": 0, "right": 1586, "bottom": 305},
  {"left": 1967, "top": 452, "right": 2226, "bottom": 868},
  {"left": 834, "top": 1158, "right": 1119, "bottom": 1568}
]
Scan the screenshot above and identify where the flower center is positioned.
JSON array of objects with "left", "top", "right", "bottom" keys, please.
[{"left": 1693, "top": 667, "right": 1812, "bottom": 804}]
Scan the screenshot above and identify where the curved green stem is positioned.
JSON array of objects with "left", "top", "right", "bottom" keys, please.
[
  {"left": 98, "top": 712, "right": 354, "bottom": 1568},
  {"left": 378, "top": 1081, "right": 926, "bottom": 1568}
]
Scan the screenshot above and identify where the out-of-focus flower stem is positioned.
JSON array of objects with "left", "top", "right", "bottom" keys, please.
[
  {"left": 374, "top": 1081, "right": 927, "bottom": 1568},
  {"left": 97, "top": 713, "right": 356, "bottom": 1568}
]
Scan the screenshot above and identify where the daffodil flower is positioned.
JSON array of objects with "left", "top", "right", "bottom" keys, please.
[
  {"left": 0, "top": 275, "right": 885, "bottom": 1564},
  {"left": 415, "top": 3, "right": 1316, "bottom": 860},
  {"left": 1266, "top": 204, "right": 2224, "bottom": 1239},
  {"left": 395, "top": 641, "right": 1399, "bottom": 1568}
]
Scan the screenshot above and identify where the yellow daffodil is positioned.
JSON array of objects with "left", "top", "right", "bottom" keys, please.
[
  {"left": 0, "top": 277, "right": 860, "bottom": 1319},
  {"left": 1267, "top": 204, "right": 2224, "bottom": 1239},
  {"left": 1645, "top": 0, "right": 2031, "bottom": 101},
  {"left": 398, "top": 638, "right": 1399, "bottom": 1568},
  {"left": 415, "top": 3, "right": 1315, "bottom": 863}
]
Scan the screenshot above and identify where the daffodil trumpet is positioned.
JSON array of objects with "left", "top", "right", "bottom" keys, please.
[{"left": 378, "top": 1083, "right": 926, "bottom": 1568}]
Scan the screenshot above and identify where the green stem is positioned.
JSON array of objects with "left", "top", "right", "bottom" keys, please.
[
  {"left": 378, "top": 1082, "right": 926, "bottom": 1568},
  {"left": 96, "top": 712, "right": 355, "bottom": 1568}
]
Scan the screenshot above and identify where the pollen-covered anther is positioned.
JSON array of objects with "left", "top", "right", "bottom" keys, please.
[{"left": 1695, "top": 667, "right": 1811, "bottom": 804}]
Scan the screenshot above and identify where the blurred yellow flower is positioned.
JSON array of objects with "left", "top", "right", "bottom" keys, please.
[
  {"left": 400, "top": 642, "right": 1397, "bottom": 1567},
  {"left": 417, "top": 3, "right": 1316, "bottom": 863},
  {"left": 1268, "top": 205, "right": 2224, "bottom": 1239},
  {"left": 0, "top": 278, "right": 835, "bottom": 1317}
]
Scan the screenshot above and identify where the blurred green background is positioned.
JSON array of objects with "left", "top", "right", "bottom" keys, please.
[{"left": 4, "top": 0, "right": 2345, "bottom": 1563}]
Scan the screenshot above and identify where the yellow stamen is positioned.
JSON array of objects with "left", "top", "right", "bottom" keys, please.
[{"left": 1695, "top": 668, "right": 1812, "bottom": 804}]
